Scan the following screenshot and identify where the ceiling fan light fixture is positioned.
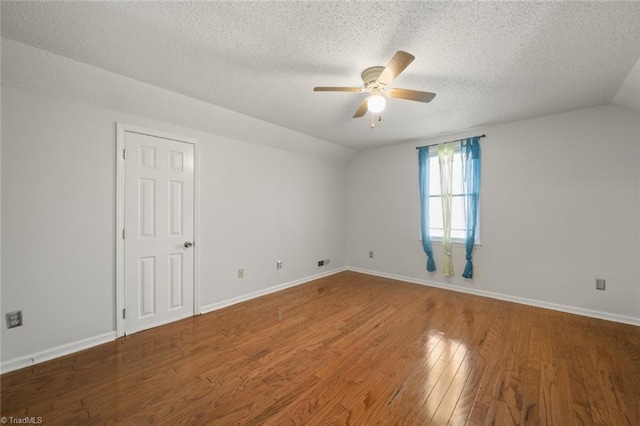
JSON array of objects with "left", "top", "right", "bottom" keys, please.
[{"left": 367, "top": 94, "right": 386, "bottom": 113}]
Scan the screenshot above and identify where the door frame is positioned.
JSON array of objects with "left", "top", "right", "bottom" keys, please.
[{"left": 115, "top": 123, "right": 201, "bottom": 337}]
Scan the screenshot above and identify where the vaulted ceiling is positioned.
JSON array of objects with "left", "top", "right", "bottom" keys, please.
[{"left": 2, "top": 1, "right": 640, "bottom": 150}]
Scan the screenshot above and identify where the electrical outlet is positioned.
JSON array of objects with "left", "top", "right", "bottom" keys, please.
[
  {"left": 318, "top": 260, "right": 324, "bottom": 267},
  {"left": 238, "top": 268, "right": 244, "bottom": 278},
  {"left": 276, "top": 260, "right": 282, "bottom": 270},
  {"left": 595, "top": 279, "right": 606, "bottom": 290},
  {"left": 6, "top": 311, "right": 22, "bottom": 329},
  {"left": 324, "top": 259, "right": 330, "bottom": 266},
  {"left": 369, "top": 251, "right": 374, "bottom": 259}
]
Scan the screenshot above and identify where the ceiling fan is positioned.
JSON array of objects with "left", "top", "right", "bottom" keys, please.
[{"left": 314, "top": 51, "right": 436, "bottom": 119}]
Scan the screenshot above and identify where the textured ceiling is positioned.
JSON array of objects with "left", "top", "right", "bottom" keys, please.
[{"left": 2, "top": 1, "right": 640, "bottom": 150}]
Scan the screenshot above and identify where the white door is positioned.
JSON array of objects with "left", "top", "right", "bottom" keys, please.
[{"left": 123, "top": 130, "right": 195, "bottom": 335}]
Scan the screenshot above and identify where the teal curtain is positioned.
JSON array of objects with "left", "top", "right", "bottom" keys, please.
[
  {"left": 438, "top": 143, "right": 455, "bottom": 277},
  {"left": 461, "top": 137, "right": 481, "bottom": 278},
  {"left": 418, "top": 147, "right": 436, "bottom": 271}
]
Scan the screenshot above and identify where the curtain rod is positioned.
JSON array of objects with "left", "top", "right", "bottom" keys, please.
[{"left": 415, "top": 134, "right": 486, "bottom": 149}]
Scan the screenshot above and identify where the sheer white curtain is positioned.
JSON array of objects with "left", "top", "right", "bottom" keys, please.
[{"left": 438, "top": 142, "right": 455, "bottom": 276}]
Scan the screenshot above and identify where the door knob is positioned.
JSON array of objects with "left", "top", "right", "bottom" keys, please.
[{"left": 184, "top": 241, "right": 193, "bottom": 248}]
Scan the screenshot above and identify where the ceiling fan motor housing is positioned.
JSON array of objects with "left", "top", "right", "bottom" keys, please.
[{"left": 361, "top": 66, "right": 386, "bottom": 92}]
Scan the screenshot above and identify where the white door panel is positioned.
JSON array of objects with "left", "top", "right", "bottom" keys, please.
[{"left": 123, "top": 131, "right": 195, "bottom": 335}]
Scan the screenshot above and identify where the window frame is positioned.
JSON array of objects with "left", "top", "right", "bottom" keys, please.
[{"left": 424, "top": 144, "right": 481, "bottom": 246}]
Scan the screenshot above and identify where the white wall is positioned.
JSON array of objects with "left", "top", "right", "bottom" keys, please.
[
  {"left": 1, "top": 84, "right": 348, "bottom": 366},
  {"left": 199, "top": 128, "right": 346, "bottom": 305},
  {"left": 347, "top": 105, "right": 640, "bottom": 323}
]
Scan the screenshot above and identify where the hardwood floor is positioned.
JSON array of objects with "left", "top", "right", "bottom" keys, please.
[{"left": 2, "top": 271, "right": 639, "bottom": 425}]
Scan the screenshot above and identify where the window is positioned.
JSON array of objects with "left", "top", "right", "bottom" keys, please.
[
  {"left": 418, "top": 137, "right": 481, "bottom": 277},
  {"left": 426, "top": 145, "right": 479, "bottom": 243}
]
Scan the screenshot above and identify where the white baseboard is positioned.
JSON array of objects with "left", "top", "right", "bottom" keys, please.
[
  {"left": 347, "top": 267, "right": 640, "bottom": 327},
  {"left": 1, "top": 331, "right": 117, "bottom": 374},
  {"left": 199, "top": 267, "right": 347, "bottom": 314}
]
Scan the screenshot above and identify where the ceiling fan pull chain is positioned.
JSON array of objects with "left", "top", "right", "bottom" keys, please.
[{"left": 371, "top": 112, "right": 375, "bottom": 129}]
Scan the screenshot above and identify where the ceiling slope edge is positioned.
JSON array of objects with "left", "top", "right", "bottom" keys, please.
[
  {"left": 612, "top": 56, "right": 640, "bottom": 114},
  {"left": 0, "top": 38, "right": 356, "bottom": 164}
]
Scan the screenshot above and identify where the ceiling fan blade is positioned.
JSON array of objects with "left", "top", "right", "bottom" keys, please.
[
  {"left": 377, "top": 51, "right": 415, "bottom": 85},
  {"left": 353, "top": 99, "right": 368, "bottom": 118},
  {"left": 387, "top": 88, "right": 436, "bottom": 103},
  {"left": 314, "top": 87, "right": 362, "bottom": 92}
]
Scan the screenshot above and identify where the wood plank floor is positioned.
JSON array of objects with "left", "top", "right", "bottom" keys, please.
[{"left": 2, "top": 271, "right": 639, "bottom": 425}]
